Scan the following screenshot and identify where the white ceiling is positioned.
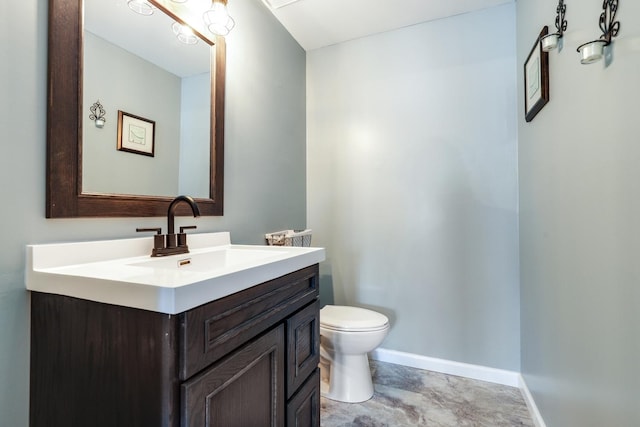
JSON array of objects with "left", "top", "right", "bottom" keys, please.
[
  {"left": 260, "top": 0, "right": 514, "bottom": 51},
  {"left": 85, "top": 0, "right": 211, "bottom": 78},
  {"left": 85, "top": 0, "right": 514, "bottom": 75}
]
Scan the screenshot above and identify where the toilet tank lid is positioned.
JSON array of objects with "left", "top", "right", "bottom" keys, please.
[{"left": 320, "top": 305, "right": 389, "bottom": 330}]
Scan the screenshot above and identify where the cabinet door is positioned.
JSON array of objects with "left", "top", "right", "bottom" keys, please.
[
  {"left": 286, "top": 369, "right": 320, "bottom": 427},
  {"left": 286, "top": 300, "right": 320, "bottom": 398},
  {"left": 181, "top": 325, "right": 285, "bottom": 427}
]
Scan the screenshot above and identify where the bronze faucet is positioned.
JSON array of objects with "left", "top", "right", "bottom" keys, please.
[{"left": 137, "top": 195, "right": 200, "bottom": 257}]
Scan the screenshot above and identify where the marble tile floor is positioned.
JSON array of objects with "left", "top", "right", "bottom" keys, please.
[{"left": 320, "top": 360, "right": 534, "bottom": 427}]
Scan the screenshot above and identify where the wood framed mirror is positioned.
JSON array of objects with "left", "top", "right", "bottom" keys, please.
[{"left": 47, "top": 0, "right": 225, "bottom": 217}]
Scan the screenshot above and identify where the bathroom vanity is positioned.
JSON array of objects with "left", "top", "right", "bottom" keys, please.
[{"left": 27, "top": 233, "right": 324, "bottom": 427}]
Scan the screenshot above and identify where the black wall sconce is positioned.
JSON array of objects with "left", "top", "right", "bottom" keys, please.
[
  {"left": 577, "top": 0, "right": 620, "bottom": 64},
  {"left": 541, "top": 0, "right": 568, "bottom": 52},
  {"left": 89, "top": 100, "right": 106, "bottom": 128}
]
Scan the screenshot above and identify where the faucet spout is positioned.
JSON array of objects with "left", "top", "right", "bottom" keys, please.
[{"left": 167, "top": 195, "right": 200, "bottom": 235}]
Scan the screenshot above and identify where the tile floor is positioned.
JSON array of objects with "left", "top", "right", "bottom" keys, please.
[{"left": 320, "top": 360, "right": 534, "bottom": 427}]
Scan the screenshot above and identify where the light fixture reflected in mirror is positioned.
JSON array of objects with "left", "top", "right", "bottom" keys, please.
[
  {"left": 540, "top": 0, "right": 567, "bottom": 52},
  {"left": 203, "top": 0, "right": 235, "bottom": 36},
  {"left": 127, "top": 0, "right": 156, "bottom": 15},
  {"left": 172, "top": 21, "right": 199, "bottom": 44},
  {"left": 577, "top": 0, "right": 620, "bottom": 64},
  {"left": 89, "top": 100, "right": 106, "bottom": 128},
  {"left": 128, "top": 0, "right": 236, "bottom": 38}
]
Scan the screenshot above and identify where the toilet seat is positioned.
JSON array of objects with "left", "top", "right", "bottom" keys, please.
[{"left": 320, "top": 305, "right": 389, "bottom": 332}]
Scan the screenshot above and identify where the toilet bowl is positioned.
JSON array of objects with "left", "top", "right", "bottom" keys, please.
[{"left": 319, "top": 305, "right": 389, "bottom": 403}]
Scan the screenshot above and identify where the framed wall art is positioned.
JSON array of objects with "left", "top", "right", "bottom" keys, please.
[
  {"left": 117, "top": 110, "right": 155, "bottom": 157},
  {"left": 524, "top": 26, "right": 550, "bottom": 122}
]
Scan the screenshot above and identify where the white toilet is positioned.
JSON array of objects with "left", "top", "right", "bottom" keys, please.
[{"left": 319, "top": 305, "right": 390, "bottom": 403}]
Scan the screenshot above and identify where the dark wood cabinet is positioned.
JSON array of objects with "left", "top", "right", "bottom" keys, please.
[{"left": 30, "top": 264, "right": 320, "bottom": 427}]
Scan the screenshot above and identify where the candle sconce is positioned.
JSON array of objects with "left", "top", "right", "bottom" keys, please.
[
  {"left": 576, "top": 0, "right": 620, "bottom": 65},
  {"left": 540, "top": 0, "right": 568, "bottom": 52},
  {"left": 89, "top": 100, "right": 106, "bottom": 128}
]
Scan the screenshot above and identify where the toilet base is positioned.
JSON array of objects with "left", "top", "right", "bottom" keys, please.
[{"left": 319, "top": 352, "right": 374, "bottom": 403}]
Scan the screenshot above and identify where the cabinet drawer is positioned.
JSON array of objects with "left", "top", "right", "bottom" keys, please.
[
  {"left": 286, "top": 368, "right": 320, "bottom": 427},
  {"left": 286, "top": 300, "right": 320, "bottom": 398},
  {"left": 180, "top": 264, "right": 319, "bottom": 380}
]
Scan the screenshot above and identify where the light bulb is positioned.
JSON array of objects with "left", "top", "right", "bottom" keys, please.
[
  {"left": 127, "top": 0, "right": 155, "bottom": 15},
  {"left": 203, "top": 0, "right": 235, "bottom": 36},
  {"left": 172, "top": 22, "right": 198, "bottom": 45}
]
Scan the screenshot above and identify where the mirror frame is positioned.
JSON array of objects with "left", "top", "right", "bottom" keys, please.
[{"left": 46, "top": 0, "right": 225, "bottom": 217}]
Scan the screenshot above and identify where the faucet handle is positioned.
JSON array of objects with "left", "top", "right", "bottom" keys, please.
[
  {"left": 136, "top": 227, "right": 164, "bottom": 251},
  {"left": 136, "top": 227, "right": 162, "bottom": 234},
  {"left": 178, "top": 225, "right": 197, "bottom": 247}
]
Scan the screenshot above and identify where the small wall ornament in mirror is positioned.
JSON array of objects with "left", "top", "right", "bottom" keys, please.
[
  {"left": 577, "top": 0, "right": 620, "bottom": 65},
  {"left": 89, "top": 100, "right": 106, "bottom": 128},
  {"left": 524, "top": 26, "right": 550, "bottom": 123}
]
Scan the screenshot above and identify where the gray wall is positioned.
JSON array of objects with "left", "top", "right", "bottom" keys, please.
[
  {"left": 179, "top": 72, "right": 211, "bottom": 197},
  {"left": 517, "top": 1, "right": 640, "bottom": 426},
  {"left": 83, "top": 31, "right": 182, "bottom": 197},
  {"left": 307, "top": 4, "right": 520, "bottom": 371},
  {"left": 0, "top": 0, "right": 306, "bottom": 425}
]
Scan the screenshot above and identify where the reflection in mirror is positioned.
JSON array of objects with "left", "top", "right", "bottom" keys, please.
[
  {"left": 46, "top": 0, "right": 225, "bottom": 217},
  {"left": 83, "top": 0, "right": 211, "bottom": 198}
]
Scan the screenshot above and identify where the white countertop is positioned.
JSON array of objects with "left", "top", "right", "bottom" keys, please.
[{"left": 26, "top": 232, "right": 325, "bottom": 314}]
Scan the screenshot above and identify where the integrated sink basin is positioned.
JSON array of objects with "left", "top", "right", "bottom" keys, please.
[
  {"left": 26, "top": 232, "right": 325, "bottom": 314},
  {"left": 129, "top": 246, "right": 282, "bottom": 272}
]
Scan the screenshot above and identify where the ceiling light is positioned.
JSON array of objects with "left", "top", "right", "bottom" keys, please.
[
  {"left": 172, "top": 21, "right": 199, "bottom": 44},
  {"left": 127, "top": 0, "right": 155, "bottom": 16},
  {"left": 203, "top": 0, "right": 235, "bottom": 36}
]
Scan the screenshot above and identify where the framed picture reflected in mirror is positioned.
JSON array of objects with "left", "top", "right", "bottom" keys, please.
[{"left": 117, "top": 110, "right": 155, "bottom": 157}]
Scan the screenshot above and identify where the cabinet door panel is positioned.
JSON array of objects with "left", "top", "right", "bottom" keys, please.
[
  {"left": 286, "top": 369, "right": 320, "bottom": 427},
  {"left": 287, "top": 300, "right": 320, "bottom": 398},
  {"left": 181, "top": 325, "right": 285, "bottom": 427}
]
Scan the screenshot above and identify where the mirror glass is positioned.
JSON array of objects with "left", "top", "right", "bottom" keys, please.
[{"left": 83, "top": 0, "right": 211, "bottom": 198}]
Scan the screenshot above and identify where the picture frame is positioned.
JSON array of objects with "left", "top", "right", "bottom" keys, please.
[
  {"left": 524, "top": 26, "right": 550, "bottom": 123},
  {"left": 117, "top": 110, "right": 155, "bottom": 157}
]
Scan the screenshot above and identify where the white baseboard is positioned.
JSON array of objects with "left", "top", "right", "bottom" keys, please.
[
  {"left": 518, "top": 374, "right": 547, "bottom": 427},
  {"left": 369, "top": 348, "right": 546, "bottom": 426},
  {"left": 370, "top": 347, "right": 521, "bottom": 387}
]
